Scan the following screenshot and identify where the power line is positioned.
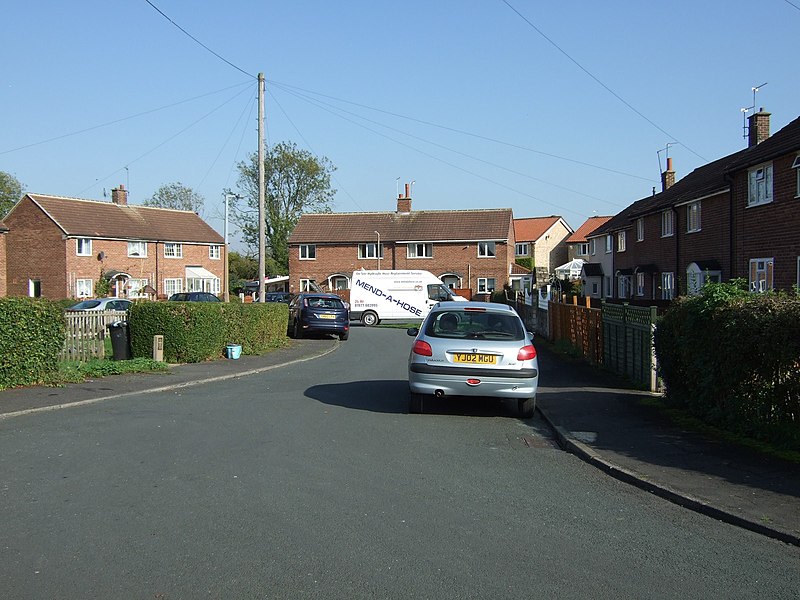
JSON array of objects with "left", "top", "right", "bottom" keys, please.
[
  {"left": 500, "top": 0, "right": 707, "bottom": 162},
  {"left": 143, "top": 0, "right": 255, "bottom": 79},
  {"left": 783, "top": 0, "right": 800, "bottom": 11},
  {"left": 0, "top": 81, "right": 252, "bottom": 156},
  {"left": 268, "top": 79, "right": 653, "bottom": 182}
]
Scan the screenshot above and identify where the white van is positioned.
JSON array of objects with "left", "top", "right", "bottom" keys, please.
[{"left": 350, "top": 270, "right": 467, "bottom": 326}]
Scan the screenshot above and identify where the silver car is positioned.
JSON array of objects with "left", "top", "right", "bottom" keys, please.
[{"left": 406, "top": 301, "right": 539, "bottom": 417}]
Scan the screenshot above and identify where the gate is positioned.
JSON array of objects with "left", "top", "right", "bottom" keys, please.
[{"left": 61, "top": 310, "right": 127, "bottom": 362}]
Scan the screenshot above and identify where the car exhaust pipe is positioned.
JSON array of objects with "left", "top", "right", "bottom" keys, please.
[{"left": 435, "top": 389, "right": 445, "bottom": 398}]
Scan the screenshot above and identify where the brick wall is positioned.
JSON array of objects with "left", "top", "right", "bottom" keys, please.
[
  {"left": 677, "top": 191, "right": 731, "bottom": 292},
  {"left": 732, "top": 153, "right": 800, "bottom": 290},
  {"left": 5, "top": 197, "right": 67, "bottom": 297},
  {"left": 288, "top": 241, "right": 513, "bottom": 295},
  {"left": 0, "top": 231, "right": 6, "bottom": 297}
]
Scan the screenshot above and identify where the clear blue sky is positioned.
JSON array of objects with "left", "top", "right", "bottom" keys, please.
[{"left": 3, "top": 1, "right": 798, "bottom": 252}]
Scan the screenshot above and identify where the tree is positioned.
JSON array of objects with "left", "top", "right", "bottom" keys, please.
[
  {"left": 143, "top": 182, "right": 205, "bottom": 214},
  {"left": 0, "top": 171, "right": 24, "bottom": 219},
  {"left": 232, "top": 141, "right": 335, "bottom": 273},
  {"left": 228, "top": 251, "right": 259, "bottom": 293}
]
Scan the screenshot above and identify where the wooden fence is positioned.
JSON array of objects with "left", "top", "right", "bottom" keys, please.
[
  {"left": 549, "top": 300, "right": 603, "bottom": 366},
  {"left": 61, "top": 310, "right": 128, "bottom": 362},
  {"left": 602, "top": 303, "right": 659, "bottom": 391}
]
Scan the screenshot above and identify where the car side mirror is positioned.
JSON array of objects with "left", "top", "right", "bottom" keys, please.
[{"left": 407, "top": 327, "right": 419, "bottom": 336}]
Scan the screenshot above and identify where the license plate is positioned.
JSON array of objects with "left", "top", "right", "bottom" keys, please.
[
  {"left": 453, "top": 353, "right": 496, "bottom": 364},
  {"left": 319, "top": 314, "right": 335, "bottom": 319}
]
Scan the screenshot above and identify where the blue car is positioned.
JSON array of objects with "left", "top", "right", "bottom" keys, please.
[{"left": 288, "top": 293, "right": 349, "bottom": 341}]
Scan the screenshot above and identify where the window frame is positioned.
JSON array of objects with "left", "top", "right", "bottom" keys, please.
[
  {"left": 636, "top": 272, "right": 645, "bottom": 297},
  {"left": 617, "top": 231, "right": 626, "bottom": 252},
  {"left": 686, "top": 201, "right": 701, "bottom": 233},
  {"left": 515, "top": 242, "right": 529, "bottom": 257},
  {"left": 164, "top": 243, "right": 183, "bottom": 259},
  {"left": 661, "top": 272, "right": 674, "bottom": 300},
  {"left": 661, "top": 210, "right": 674, "bottom": 237},
  {"left": 590, "top": 238, "right": 596, "bottom": 256},
  {"left": 164, "top": 278, "right": 183, "bottom": 297},
  {"left": 76, "top": 278, "right": 93, "bottom": 298},
  {"left": 127, "top": 278, "right": 149, "bottom": 299},
  {"left": 578, "top": 242, "right": 590, "bottom": 256},
  {"left": 358, "top": 243, "right": 383, "bottom": 260},
  {"left": 749, "top": 258, "right": 774, "bottom": 293},
  {"left": 793, "top": 154, "right": 800, "bottom": 198},
  {"left": 636, "top": 218, "right": 644, "bottom": 242},
  {"left": 477, "top": 277, "right": 496, "bottom": 293},
  {"left": 747, "top": 162, "right": 774, "bottom": 207},
  {"left": 605, "top": 235, "right": 613, "bottom": 254},
  {"left": 477, "top": 241, "right": 496, "bottom": 258},
  {"left": 128, "top": 240, "right": 147, "bottom": 258},
  {"left": 407, "top": 242, "right": 433, "bottom": 259},
  {"left": 76, "top": 238, "right": 92, "bottom": 257},
  {"left": 209, "top": 245, "right": 221, "bottom": 260},
  {"left": 299, "top": 244, "right": 316, "bottom": 260}
]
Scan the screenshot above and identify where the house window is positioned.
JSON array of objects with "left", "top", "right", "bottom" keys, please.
[
  {"left": 749, "top": 258, "right": 774, "bottom": 293},
  {"left": 28, "top": 279, "right": 41, "bottom": 298},
  {"left": 407, "top": 243, "right": 433, "bottom": 258},
  {"left": 164, "top": 243, "right": 183, "bottom": 258},
  {"left": 661, "top": 272, "right": 674, "bottom": 300},
  {"left": 592, "top": 282, "right": 598, "bottom": 295},
  {"left": 686, "top": 263, "right": 721, "bottom": 296},
  {"left": 635, "top": 218, "right": 644, "bottom": 242},
  {"left": 605, "top": 235, "right": 613, "bottom": 253},
  {"left": 127, "top": 278, "right": 149, "bottom": 299},
  {"left": 793, "top": 155, "right": 800, "bottom": 198},
  {"left": 636, "top": 272, "right": 645, "bottom": 297},
  {"left": 187, "top": 276, "right": 220, "bottom": 293},
  {"left": 330, "top": 276, "right": 348, "bottom": 290},
  {"left": 687, "top": 201, "right": 701, "bottom": 233},
  {"left": 76, "top": 279, "right": 93, "bottom": 298},
  {"left": 578, "top": 242, "right": 589, "bottom": 256},
  {"left": 358, "top": 243, "right": 383, "bottom": 259},
  {"left": 478, "top": 242, "right": 496, "bottom": 258},
  {"left": 76, "top": 238, "right": 92, "bottom": 256},
  {"left": 590, "top": 239, "right": 596, "bottom": 255},
  {"left": 661, "top": 210, "right": 674, "bottom": 237},
  {"left": 209, "top": 245, "right": 221, "bottom": 260},
  {"left": 605, "top": 276, "right": 612, "bottom": 297},
  {"left": 477, "top": 277, "right": 496, "bottom": 293},
  {"left": 128, "top": 241, "right": 147, "bottom": 258},
  {"left": 747, "top": 163, "right": 773, "bottom": 207},
  {"left": 299, "top": 244, "right": 316, "bottom": 260},
  {"left": 164, "top": 278, "right": 182, "bottom": 297},
  {"left": 515, "top": 242, "right": 529, "bottom": 257},
  {"left": 299, "top": 279, "right": 315, "bottom": 292},
  {"left": 617, "top": 275, "right": 632, "bottom": 299},
  {"left": 617, "top": 231, "right": 626, "bottom": 252}
]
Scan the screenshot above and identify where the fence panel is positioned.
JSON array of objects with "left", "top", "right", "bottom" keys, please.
[
  {"left": 602, "top": 303, "right": 658, "bottom": 391},
  {"left": 61, "top": 310, "right": 127, "bottom": 362}
]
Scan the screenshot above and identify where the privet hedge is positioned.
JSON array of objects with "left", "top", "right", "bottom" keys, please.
[
  {"left": 128, "top": 301, "right": 289, "bottom": 364},
  {"left": 0, "top": 297, "right": 66, "bottom": 389},
  {"left": 654, "top": 282, "right": 800, "bottom": 449}
]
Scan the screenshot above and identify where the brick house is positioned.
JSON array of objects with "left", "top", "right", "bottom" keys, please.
[
  {"left": 566, "top": 216, "right": 612, "bottom": 262},
  {"left": 3, "top": 185, "right": 226, "bottom": 300},
  {"left": 0, "top": 219, "right": 8, "bottom": 297},
  {"left": 512, "top": 216, "right": 573, "bottom": 286},
  {"left": 287, "top": 191, "right": 516, "bottom": 298},
  {"left": 727, "top": 111, "right": 800, "bottom": 292},
  {"left": 587, "top": 110, "right": 800, "bottom": 299}
]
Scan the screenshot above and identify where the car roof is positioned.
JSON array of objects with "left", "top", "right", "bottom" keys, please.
[{"left": 433, "top": 301, "right": 515, "bottom": 313}]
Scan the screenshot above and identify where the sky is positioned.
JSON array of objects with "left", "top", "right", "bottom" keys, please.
[{"left": 2, "top": 1, "right": 799, "bottom": 253}]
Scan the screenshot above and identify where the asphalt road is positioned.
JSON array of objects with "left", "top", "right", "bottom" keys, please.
[{"left": 1, "top": 327, "right": 798, "bottom": 599}]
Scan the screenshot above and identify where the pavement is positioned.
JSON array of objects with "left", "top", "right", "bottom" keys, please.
[{"left": 1, "top": 337, "right": 798, "bottom": 547}]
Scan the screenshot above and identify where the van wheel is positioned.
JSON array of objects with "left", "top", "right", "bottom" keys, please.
[
  {"left": 362, "top": 311, "right": 378, "bottom": 327},
  {"left": 409, "top": 392, "right": 424, "bottom": 414},
  {"left": 518, "top": 396, "right": 535, "bottom": 419}
]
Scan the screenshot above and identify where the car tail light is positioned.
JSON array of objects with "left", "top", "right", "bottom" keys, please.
[
  {"left": 517, "top": 345, "right": 537, "bottom": 361},
  {"left": 412, "top": 340, "right": 433, "bottom": 356}
]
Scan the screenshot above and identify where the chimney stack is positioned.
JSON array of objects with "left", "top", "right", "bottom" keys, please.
[
  {"left": 397, "top": 182, "right": 412, "bottom": 213},
  {"left": 661, "top": 157, "right": 675, "bottom": 191},
  {"left": 748, "top": 108, "right": 771, "bottom": 147},
  {"left": 111, "top": 184, "right": 128, "bottom": 206}
]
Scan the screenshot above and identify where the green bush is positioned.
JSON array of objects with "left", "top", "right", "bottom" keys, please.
[
  {"left": 0, "top": 297, "right": 66, "bottom": 389},
  {"left": 654, "top": 281, "right": 800, "bottom": 449},
  {"left": 128, "top": 301, "right": 289, "bottom": 363}
]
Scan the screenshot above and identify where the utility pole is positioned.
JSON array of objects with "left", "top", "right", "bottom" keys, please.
[
  {"left": 223, "top": 193, "right": 238, "bottom": 303},
  {"left": 258, "top": 72, "right": 266, "bottom": 303}
]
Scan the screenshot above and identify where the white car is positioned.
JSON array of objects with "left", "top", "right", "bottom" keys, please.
[
  {"left": 406, "top": 301, "right": 539, "bottom": 417},
  {"left": 67, "top": 298, "right": 132, "bottom": 311}
]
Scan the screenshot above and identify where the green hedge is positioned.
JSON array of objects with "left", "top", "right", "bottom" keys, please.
[
  {"left": 128, "top": 301, "right": 289, "bottom": 363},
  {"left": 0, "top": 297, "right": 66, "bottom": 389},
  {"left": 654, "top": 282, "right": 800, "bottom": 449}
]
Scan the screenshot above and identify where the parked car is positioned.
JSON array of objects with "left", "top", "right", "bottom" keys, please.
[
  {"left": 168, "top": 292, "right": 221, "bottom": 302},
  {"left": 288, "top": 293, "right": 349, "bottom": 340},
  {"left": 265, "top": 292, "right": 291, "bottom": 303},
  {"left": 406, "top": 301, "right": 538, "bottom": 417},
  {"left": 67, "top": 298, "right": 132, "bottom": 311}
]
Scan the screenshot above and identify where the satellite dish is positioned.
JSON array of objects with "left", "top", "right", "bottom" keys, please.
[{"left": 97, "top": 251, "right": 105, "bottom": 261}]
